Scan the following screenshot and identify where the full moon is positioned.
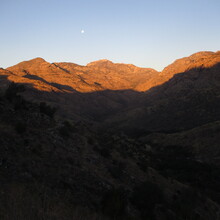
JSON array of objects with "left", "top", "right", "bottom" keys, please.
[{"left": 81, "top": 30, "right": 85, "bottom": 34}]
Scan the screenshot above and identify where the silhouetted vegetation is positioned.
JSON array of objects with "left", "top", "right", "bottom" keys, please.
[
  {"left": 39, "top": 102, "right": 56, "bottom": 118},
  {"left": 15, "top": 121, "right": 27, "bottom": 134},
  {"left": 101, "top": 188, "right": 128, "bottom": 219},
  {"left": 58, "top": 120, "right": 76, "bottom": 138},
  {"left": 131, "top": 181, "right": 164, "bottom": 220},
  {"left": 108, "top": 161, "right": 126, "bottom": 179},
  {"left": 170, "top": 188, "right": 199, "bottom": 220},
  {"left": 5, "top": 82, "right": 25, "bottom": 101},
  {"left": 13, "top": 96, "right": 28, "bottom": 111},
  {"left": 0, "top": 184, "right": 110, "bottom": 220},
  {"left": 93, "top": 145, "right": 111, "bottom": 158}
]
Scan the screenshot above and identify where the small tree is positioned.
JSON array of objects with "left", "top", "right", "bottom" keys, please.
[
  {"left": 39, "top": 102, "right": 56, "bottom": 118},
  {"left": 58, "top": 121, "right": 76, "bottom": 138},
  {"left": 101, "top": 188, "right": 128, "bottom": 219},
  {"left": 5, "top": 82, "right": 25, "bottom": 101},
  {"left": 15, "top": 122, "right": 27, "bottom": 134},
  {"left": 131, "top": 181, "right": 164, "bottom": 219}
]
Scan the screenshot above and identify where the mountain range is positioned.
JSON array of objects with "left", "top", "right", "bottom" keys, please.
[
  {"left": 0, "top": 51, "right": 220, "bottom": 219},
  {"left": 4, "top": 51, "right": 220, "bottom": 92},
  {"left": 1, "top": 51, "right": 220, "bottom": 129}
]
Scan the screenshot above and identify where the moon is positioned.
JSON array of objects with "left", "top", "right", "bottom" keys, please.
[{"left": 81, "top": 30, "right": 85, "bottom": 34}]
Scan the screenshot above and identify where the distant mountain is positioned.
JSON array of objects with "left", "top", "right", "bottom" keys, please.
[
  {"left": 6, "top": 57, "right": 158, "bottom": 92},
  {"left": 4, "top": 51, "right": 220, "bottom": 94},
  {"left": 136, "top": 51, "right": 220, "bottom": 90}
]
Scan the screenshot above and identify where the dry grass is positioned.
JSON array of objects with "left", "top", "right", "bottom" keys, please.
[{"left": 0, "top": 184, "right": 110, "bottom": 220}]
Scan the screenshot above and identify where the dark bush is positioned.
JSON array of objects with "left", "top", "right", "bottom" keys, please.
[
  {"left": 101, "top": 188, "right": 128, "bottom": 219},
  {"left": 58, "top": 121, "right": 75, "bottom": 138},
  {"left": 14, "top": 96, "right": 28, "bottom": 111},
  {"left": 137, "top": 159, "right": 149, "bottom": 172},
  {"left": 63, "top": 120, "right": 76, "bottom": 132},
  {"left": 59, "top": 125, "right": 70, "bottom": 138},
  {"left": 131, "top": 181, "right": 164, "bottom": 220},
  {"left": 39, "top": 102, "right": 56, "bottom": 118},
  {"left": 108, "top": 161, "right": 125, "bottom": 179},
  {"left": 171, "top": 188, "right": 198, "bottom": 219},
  {"left": 93, "top": 145, "right": 111, "bottom": 158},
  {"left": 87, "top": 137, "right": 95, "bottom": 145},
  {"left": 15, "top": 122, "right": 27, "bottom": 134},
  {"left": 5, "top": 82, "right": 25, "bottom": 101}
]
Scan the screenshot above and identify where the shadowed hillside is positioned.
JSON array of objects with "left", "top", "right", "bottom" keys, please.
[
  {"left": 1, "top": 51, "right": 220, "bottom": 219},
  {"left": 105, "top": 60, "right": 220, "bottom": 135},
  {"left": 0, "top": 79, "right": 220, "bottom": 220}
]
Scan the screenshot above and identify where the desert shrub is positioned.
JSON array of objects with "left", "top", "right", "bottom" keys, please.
[
  {"left": 88, "top": 137, "right": 95, "bottom": 145},
  {"left": 137, "top": 159, "right": 149, "bottom": 172},
  {"left": 23, "top": 139, "right": 29, "bottom": 146},
  {"left": 171, "top": 188, "right": 198, "bottom": 220},
  {"left": 131, "top": 181, "right": 164, "bottom": 220},
  {"left": 108, "top": 161, "right": 126, "bottom": 179},
  {"left": 59, "top": 125, "right": 70, "bottom": 138},
  {"left": 58, "top": 121, "right": 75, "bottom": 138},
  {"left": 31, "top": 144, "right": 43, "bottom": 156},
  {"left": 5, "top": 82, "right": 25, "bottom": 101},
  {"left": 0, "top": 184, "right": 111, "bottom": 220},
  {"left": 13, "top": 96, "right": 28, "bottom": 111},
  {"left": 93, "top": 145, "right": 111, "bottom": 158},
  {"left": 15, "top": 122, "right": 27, "bottom": 134},
  {"left": 40, "top": 102, "right": 56, "bottom": 118},
  {"left": 101, "top": 188, "right": 128, "bottom": 219},
  {"left": 63, "top": 120, "right": 76, "bottom": 132}
]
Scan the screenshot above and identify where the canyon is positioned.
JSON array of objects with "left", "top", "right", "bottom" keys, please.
[{"left": 0, "top": 51, "right": 220, "bottom": 219}]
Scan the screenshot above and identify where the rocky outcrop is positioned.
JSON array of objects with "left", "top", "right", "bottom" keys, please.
[{"left": 6, "top": 58, "right": 158, "bottom": 92}]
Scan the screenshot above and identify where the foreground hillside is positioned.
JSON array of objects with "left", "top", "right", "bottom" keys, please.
[
  {"left": 0, "top": 51, "right": 220, "bottom": 219},
  {"left": 0, "top": 82, "right": 220, "bottom": 220}
]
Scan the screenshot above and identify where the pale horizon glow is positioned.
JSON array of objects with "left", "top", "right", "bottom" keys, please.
[{"left": 1, "top": 0, "right": 220, "bottom": 71}]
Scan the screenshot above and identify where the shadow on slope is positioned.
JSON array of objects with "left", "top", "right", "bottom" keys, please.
[
  {"left": 103, "top": 62, "right": 220, "bottom": 135},
  {"left": 1, "top": 62, "right": 220, "bottom": 135},
  {"left": 23, "top": 74, "right": 75, "bottom": 92},
  {"left": 1, "top": 64, "right": 220, "bottom": 220}
]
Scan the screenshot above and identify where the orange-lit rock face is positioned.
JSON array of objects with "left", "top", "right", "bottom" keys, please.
[
  {"left": 136, "top": 51, "right": 220, "bottom": 91},
  {"left": 2, "top": 51, "right": 220, "bottom": 94},
  {"left": 5, "top": 58, "right": 158, "bottom": 93},
  {"left": 161, "top": 51, "right": 220, "bottom": 77},
  {"left": 1, "top": 51, "right": 220, "bottom": 130}
]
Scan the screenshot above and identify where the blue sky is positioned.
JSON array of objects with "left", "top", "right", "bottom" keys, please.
[{"left": 1, "top": 0, "right": 220, "bottom": 71}]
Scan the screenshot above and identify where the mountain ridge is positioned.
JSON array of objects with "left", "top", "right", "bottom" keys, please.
[
  {"left": 6, "top": 51, "right": 220, "bottom": 93},
  {"left": 1, "top": 51, "right": 220, "bottom": 219}
]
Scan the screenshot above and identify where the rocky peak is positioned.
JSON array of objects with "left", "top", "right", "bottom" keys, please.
[
  {"left": 160, "top": 51, "right": 220, "bottom": 77},
  {"left": 6, "top": 57, "right": 48, "bottom": 73},
  {"left": 189, "top": 51, "right": 214, "bottom": 58},
  {"left": 13, "top": 57, "right": 47, "bottom": 67},
  {"left": 86, "top": 59, "right": 113, "bottom": 67},
  {"left": 28, "top": 57, "right": 46, "bottom": 63}
]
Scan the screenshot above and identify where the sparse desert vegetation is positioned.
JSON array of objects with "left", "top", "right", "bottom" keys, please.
[{"left": 0, "top": 52, "right": 220, "bottom": 219}]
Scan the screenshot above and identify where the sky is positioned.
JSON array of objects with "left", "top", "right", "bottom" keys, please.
[{"left": 1, "top": 0, "right": 220, "bottom": 71}]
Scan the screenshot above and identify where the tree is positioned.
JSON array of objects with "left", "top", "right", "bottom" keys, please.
[{"left": 5, "top": 82, "right": 25, "bottom": 101}]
